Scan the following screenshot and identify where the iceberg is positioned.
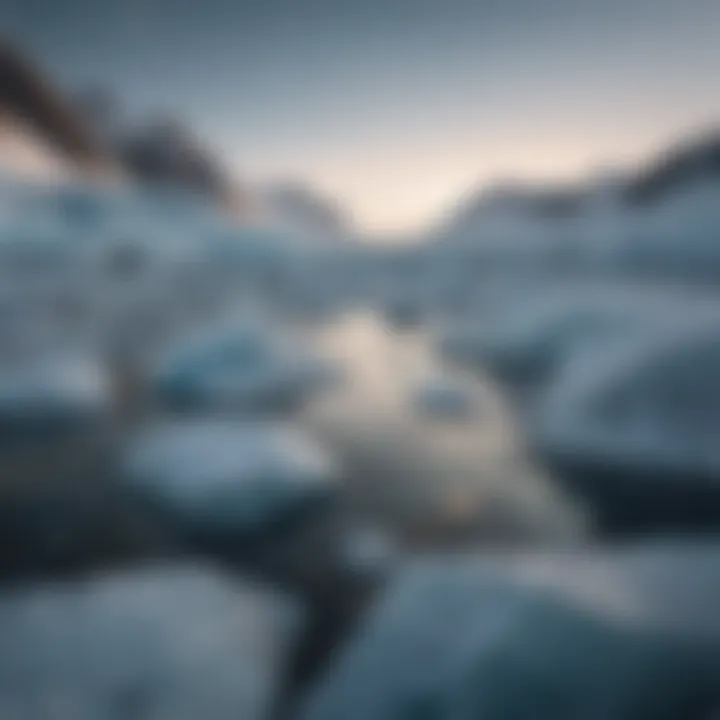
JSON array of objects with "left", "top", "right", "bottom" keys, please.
[
  {"left": 0, "top": 563, "right": 299, "bottom": 720},
  {"left": 0, "top": 354, "right": 110, "bottom": 443},
  {"left": 301, "top": 541, "right": 720, "bottom": 720},
  {"left": 531, "top": 318, "right": 720, "bottom": 533},
  {"left": 152, "top": 324, "right": 329, "bottom": 415},
  {"left": 120, "top": 420, "right": 338, "bottom": 546},
  {"left": 438, "top": 283, "right": 719, "bottom": 400}
]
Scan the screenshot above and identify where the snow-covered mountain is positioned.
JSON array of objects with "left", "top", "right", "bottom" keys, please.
[
  {"left": 435, "top": 131, "right": 720, "bottom": 278},
  {"left": 626, "top": 131, "right": 720, "bottom": 206},
  {"left": 256, "top": 182, "right": 350, "bottom": 241}
]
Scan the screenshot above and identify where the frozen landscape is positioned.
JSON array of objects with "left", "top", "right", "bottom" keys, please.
[
  {"left": 2, "top": 20, "right": 720, "bottom": 718},
  {"left": 2, "top": 139, "right": 720, "bottom": 716}
]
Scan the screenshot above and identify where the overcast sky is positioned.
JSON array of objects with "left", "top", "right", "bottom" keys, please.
[{"left": 3, "top": 0, "right": 720, "bottom": 233}]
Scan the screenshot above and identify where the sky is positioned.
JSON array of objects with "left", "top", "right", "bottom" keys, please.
[{"left": 3, "top": 0, "right": 720, "bottom": 235}]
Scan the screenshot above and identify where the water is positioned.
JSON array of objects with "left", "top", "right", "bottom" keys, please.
[{"left": 299, "top": 312, "right": 586, "bottom": 550}]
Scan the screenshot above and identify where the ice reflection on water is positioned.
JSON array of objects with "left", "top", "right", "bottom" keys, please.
[{"left": 299, "top": 312, "right": 586, "bottom": 548}]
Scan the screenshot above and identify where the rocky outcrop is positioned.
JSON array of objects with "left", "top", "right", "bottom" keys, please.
[{"left": 0, "top": 40, "right": 111, "bottom": 175}]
